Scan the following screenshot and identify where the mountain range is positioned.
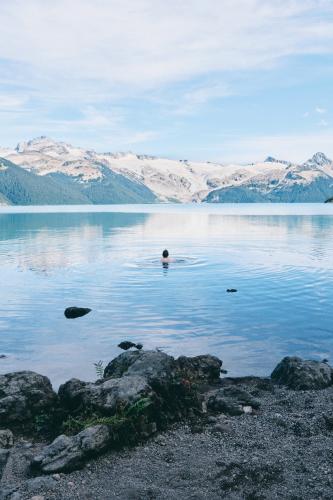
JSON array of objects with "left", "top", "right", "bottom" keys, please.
[{"left": 0, "top": 137, "right": 333, "bottom": 205}]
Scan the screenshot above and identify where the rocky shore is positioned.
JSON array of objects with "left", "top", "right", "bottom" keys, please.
[{"left": 0, "top": 351, "right": 332, "bottom": 499}]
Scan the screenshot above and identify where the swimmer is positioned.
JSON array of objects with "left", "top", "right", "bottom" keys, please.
[{"left": 161, "top": 249, "right": 173, "bottom": 264}]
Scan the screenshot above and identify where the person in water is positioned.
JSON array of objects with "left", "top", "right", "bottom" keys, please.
[{"left": 161, "top": 249, "right": 173, "bottom": 264}]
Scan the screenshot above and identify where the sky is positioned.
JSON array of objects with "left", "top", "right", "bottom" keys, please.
[{"left": 0, "top": 0, "right": 333, "bottom": 163}]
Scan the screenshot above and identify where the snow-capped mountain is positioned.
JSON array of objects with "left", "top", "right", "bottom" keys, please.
[{"left": 1, "top": 136, "right": 333, "bottom": 204}]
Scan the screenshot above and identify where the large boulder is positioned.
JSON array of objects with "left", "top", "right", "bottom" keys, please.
[
  {"left": 271, "top": 357, "right": 333, "bottom": 390},
  {"left": 104, "top": 350, "right": 222, "bottom": 385},
  {"left": 32, "top": 424, "right": 110, "bottom": 473},
  {"left": 58, "top": 375, "right": 152, "bottom": 415},
  {"left": 103, "top": 350, "right": 178, "bottom": 385},
  {"left": 0, "top": 371, "right": 57, "bottom": 426}
]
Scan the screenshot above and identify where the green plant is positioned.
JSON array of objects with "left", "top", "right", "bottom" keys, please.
[
  {"left": 61, "top": 396, "right": 154, "bottom": 436},
  {"left": 124, "top": 397, "right": 152, "bottom": 417},
  {"left": 94, "top": 360, "right": 104, "bottom": 379}
]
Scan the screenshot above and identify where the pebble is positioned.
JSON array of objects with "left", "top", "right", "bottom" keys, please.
[
  {"left": 243, "top": 406, "right": 253, "bottom": 414},
  {"left": 207, "top": 416, "right": 218, "bottom": 424},
  {"left": 212, "top": 423, "right": 232, "bottom": 434}
]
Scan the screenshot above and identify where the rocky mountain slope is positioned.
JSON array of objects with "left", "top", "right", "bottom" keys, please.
[
  {"left": 0, "top": 140, "right": 156, "bottom": 205},
  {"left": 0, "top": 137, "right": 333, "bottom": 204}
]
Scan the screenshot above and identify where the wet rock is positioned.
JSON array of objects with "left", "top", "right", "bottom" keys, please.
[
  {"left": 0, "top": 371, "right": 57, "bottom": 426},
  {"left": 32, "top": 425, "right": 110, "bottom": 473},
  {"left": 207, "top": 386, "right": 260, "bottom": 416},
  {"left": 118, "top": 341, "right": 143, "bottom": 351},
  {"left": 59, "top": 375, "right": 152, "bottom": 414},
  {"left": 271, "top": 357, "right": 333, "bottom": 390},
  {"left": 64, "top": 307, "right": 91, "bottom": 319},
  {"left": 0, "top": 430, "right": 14, "bottom": 448},
  {"left": 0, "top": 354, "right": 7, "bottom": 359}
]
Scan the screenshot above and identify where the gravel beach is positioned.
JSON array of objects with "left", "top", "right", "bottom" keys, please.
[{"left": 2, "top": 376, "right": 333, "bottom": 500}]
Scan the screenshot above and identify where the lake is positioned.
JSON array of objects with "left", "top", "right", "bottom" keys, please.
[{"left": 0, "top": 203, "right": 332, "bottom": 388}]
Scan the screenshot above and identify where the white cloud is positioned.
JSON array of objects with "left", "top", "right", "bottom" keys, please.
[
  {"left": 0, "top": 94, "right": 26, "bottom": 111},
  {"left": 315, "top": 106, "right": 327, "bottom": 114},
  {"left": 172, "top": 83, "right": 232, "bottom": 115},
  {"left": 0, "top": 0, "right": 332, "bottom": 93},
  {"left": 1, "top": 1, "right": 333, "bottom": 154},
  {"left": 206, "top": 130, "right": 333, "bottom": 163}
]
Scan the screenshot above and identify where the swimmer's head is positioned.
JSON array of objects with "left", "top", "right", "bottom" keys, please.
[{"left": 162, "top": 249, "right": 169, "bottom": 258}]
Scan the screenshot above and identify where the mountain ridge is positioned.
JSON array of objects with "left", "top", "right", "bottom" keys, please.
[{"left": 0, "top": 137, "right": 333, "bottom": 204}]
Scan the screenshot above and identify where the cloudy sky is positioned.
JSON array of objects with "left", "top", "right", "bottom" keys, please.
[{"left": 1, "top": 0, "right": 333, "bottom": 162}]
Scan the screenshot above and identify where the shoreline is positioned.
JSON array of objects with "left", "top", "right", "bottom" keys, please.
[{"left": 0, "top": 351, "right": 332, "bottom": 499}]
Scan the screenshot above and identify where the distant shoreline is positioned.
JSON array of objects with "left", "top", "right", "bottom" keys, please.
[{"left": 1, "top": 202, "right": 333, "bottom": 216}]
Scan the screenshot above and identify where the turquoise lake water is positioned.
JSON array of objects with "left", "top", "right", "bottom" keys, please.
[{"left": 0, "top": 204, "right": 332, "bottom": 387}]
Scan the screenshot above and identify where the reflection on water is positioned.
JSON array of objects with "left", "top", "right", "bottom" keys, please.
[
  {"left": 126, "top": 257, "right": 206, "bottom": 269},
  {"left": 0, "top": 204, "right": 333, "bottom": 387}
]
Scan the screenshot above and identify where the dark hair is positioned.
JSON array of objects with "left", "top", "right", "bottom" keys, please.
[{"left": 162, "top": 249, "right": 169, "bottom": 258}]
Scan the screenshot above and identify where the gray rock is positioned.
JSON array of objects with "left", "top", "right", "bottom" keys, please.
[
  {"left": 0, "top": 488, "right": 16, "bottom": 500},
  {"left": 177, "top": 354, "right": 222, "bottom": 382},
  {"left": 207, "top": 386, "right": 260, "bottom": 416},
  {"left": 103, "top": 350, "right": 223, "bottom": 387},
  {"left": 25, "top": 476, "right": 57, "bottom": 493},
  {"left": 271, "top": 356, "right": 333, "bottom": 390},
  {"left": 0, "top": 430, "right": 14, "bottom": 448},
  {"left": 59, "top": 375, "right": 152, "bottom": 414},
  {"left": 0, "top": 371, "right": 57, "bottom": 425},
  {"left": 32, "top": 424, "right": 110, "bottom": 473},
  {"left": 212, "top": 423, "right": 232, "bottom": 434},
  {"left": 103, "top": 350, "right": 177, "bottom": 384}
]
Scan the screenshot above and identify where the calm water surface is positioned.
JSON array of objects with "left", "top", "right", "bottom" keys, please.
[{"left": 0, "top": 204, "right": 332, "bottom": 387}]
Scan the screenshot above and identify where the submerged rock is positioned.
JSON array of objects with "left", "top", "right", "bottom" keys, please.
[
  {"left": 64, "top": 307, "right": 91, "bottom": 319},
  {"left": 0, "top": 371, "right": 57, "bottom": 426},
  {"left": 271, "top": 356, "right": 333, "bottom": 390},
  {"left": 32, "top": 425, "right": 110, "bottom": 473}
]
